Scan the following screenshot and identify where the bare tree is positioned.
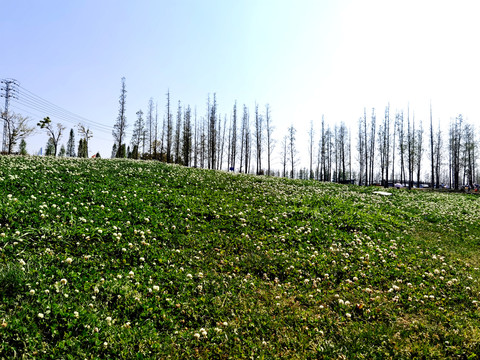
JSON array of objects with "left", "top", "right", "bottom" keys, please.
[
  {"left": 153, "top": 102, "right": 159, "bottom": 159},
  {"left": 208, "top": 94, "right": 217, "bottom": 169},
  {"left": 239, "top": 105, "right": 249, "bottom": 173},
  {"left": 429, "top": 103, "right": 435, "bottom": 188},
  {"left": 369, "top": 108, "right": 377, "bottom": 186},
  {"left": 463, "top": 122, "right": 475, "bottom": 188},
  {"left": 308, "top": 120, "right": 315, "bottom": 179},
  {"left": 363, "top": 108, "right": 368, "bottom": 185},
  {"left": 166, "top": 90, "right": 173, "bottom": 163},
  {"left": 407, "top": 107, "right": 415, "bottom": 189},
  {"left": 391, "top": 109, "right": 396, "bottom": 185},
  {"left": 357, "top": 114, "right": 366, "bottom": 185},
  {"left": 230, "top": 102, "right": 238, "bottom": 171},
  {"left": 2, "top": 112, "right": 34, "bottom": 154},
  {"left": 147, "top": 98, "right": 154, "bottom": 157},
  {"left": 337, "top": 122, "right": 348, "bottom": 182},
  {"left": 320, "top": 115, "right": 328, "bottom": 181},
  {"left": 254, "top": 104, "right": 263, "bottom": 175},
  {"left": 182, "top": 105, "right": 192, "bottom": 166},
  {"left": 113, "top": 77, "right": 127, "bottom": 158},
  {"left": 174, "top": 101, "right": 182, "bottom": 163},
  {"left": 280, "top": 135, "right": 288, "bottom": 178},
  {"left": 379, "top": 106, "right": 390, "bottom": 187},
  {"left": 450, "top": 115, "right": 463, "bottom": 189},
  {"left": 131, "top": 110, "right": 145, "bottom": 159},
  {"left": 217, "top": 114, "right": 227, "bottom": 170},
  {"left": 265, "top": 104, "right": 274, "bottom": 176},
  {"left": 396, "top": 111, "right": 406, "bottom": 185},
  {"left": 288, "top": 125, "right": 297, "bottom": 178},
  {"left": 193, "top": 107, "right": 198, "bottom": 168},
  {"left": 434, "top": 120, "right": 442, "bottom": 188},
  {"left": 415, "top": 119, "right": 424, "bottom": 188}
]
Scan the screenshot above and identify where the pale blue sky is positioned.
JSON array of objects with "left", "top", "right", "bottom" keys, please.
[{"left": 2, "top": 0, "right": 479, "bottom": 168}]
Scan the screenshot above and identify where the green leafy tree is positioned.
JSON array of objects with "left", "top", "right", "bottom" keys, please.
[
  {"left": 66, "top": 129, "right": 76, "bottom": 157},
  {"left": 111, "top": 143, "right": 117, "bottom": 159},
  {"left": 58, "top": 145, "right": 66, "bottom": 157},
  {"left": 117, "top": 144, "right": 126, "bottom": 158},
  {"left": 78, "top": 138, "right": 87, "bottom": 158},
  {"left": 77, "top": 123, "right": 93, "bottom": 158},
  {"left": 19, "top": 139, "right": 28, "bottom": 155},
  {"left": 45, "top": 138, "right": 55, "bottom": 156}
]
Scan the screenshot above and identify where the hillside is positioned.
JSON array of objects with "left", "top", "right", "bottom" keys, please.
[{"left": 0, "top": 156, "right": 479, "bottom": 359}]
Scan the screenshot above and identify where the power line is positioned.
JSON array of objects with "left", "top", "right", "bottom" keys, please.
[
  {"left": 12, "top": 83, "right": 133, "bottom": 136},
  {"left": 9, "top": 103, "right": 115, "bottom": 143},
  {"left": 16, "top": 85, "right": 114, "bottom": 132}
]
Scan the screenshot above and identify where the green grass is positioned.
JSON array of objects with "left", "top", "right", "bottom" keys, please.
[{"left": 0, "top": 155, "right": 479, "bottom": 359}]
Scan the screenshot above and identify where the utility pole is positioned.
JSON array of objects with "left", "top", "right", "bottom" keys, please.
[{"left": 1, "top": 79, "right": 19, "bottom": 153}]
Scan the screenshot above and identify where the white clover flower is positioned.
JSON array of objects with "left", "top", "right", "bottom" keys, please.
[
  {"left": 139, "top": 257, "right": 145, "bottom": 262},
  {"left": 128, "top": 271, "right": 134, "bottom": 278},
  {"left": 60, "top": 278, "right": 67, "bottom": 285},
  {"left": 186, "top": 274, "right": 193, "bottom": 279},
  {"left": 65, "top": 258, "right": 73, "bottom": 264},
  {"left": 193, "top": 333, "right": 200, "bottom": 339},
  {"left": 74, "top": 311, "right": 79, "bottom": 318},
  {"left": 38, "top": 313, "right": 44, "bottom": 319},
  {"left": 29, "top": 290, "right": 35, "bottom": 295},
  {"left": 19, "top": 259, "right": 26, "bottom": 266},
  {"left": 153, "top": 285, "right": 159, "bottom": 291}
]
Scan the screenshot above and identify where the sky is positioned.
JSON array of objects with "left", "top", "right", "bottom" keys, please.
[{"left": 2, "top": 0, "right": 480, "bottom": 169}]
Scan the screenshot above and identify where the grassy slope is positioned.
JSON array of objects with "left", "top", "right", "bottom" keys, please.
[{"left": 0, "top": 156, "right": 479, "bottom": 359}]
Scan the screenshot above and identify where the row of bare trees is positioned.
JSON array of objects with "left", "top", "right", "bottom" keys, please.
[
  {"left": 110, "top": 78, "right": 478, "bottom": 189},
  {"left": 354, "top": 104, "right": 477, "bottom": 189},
  {"left": 112, "top": 78, "right": 277, "bottom": 175}
]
